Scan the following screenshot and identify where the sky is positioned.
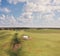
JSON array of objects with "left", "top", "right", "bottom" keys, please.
[{"left": 0, "top": 0, "right": 60, "bottom": 28}]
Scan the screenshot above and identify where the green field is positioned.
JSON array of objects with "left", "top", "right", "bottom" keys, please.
[{"left": 0, "top": 29, "right": 60, "bottom": 56}]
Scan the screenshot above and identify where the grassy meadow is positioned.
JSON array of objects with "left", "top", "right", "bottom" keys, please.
[{"left": 0, "top": 29, "right": 60, "bottom": 56}]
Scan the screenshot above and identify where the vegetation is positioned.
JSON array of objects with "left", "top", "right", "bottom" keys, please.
[
  {"left": 0, "top": 29, "right": 60, "bottom": 56},
  {"left": 8, "top": 33, "right": 22, "bottom": 56}
]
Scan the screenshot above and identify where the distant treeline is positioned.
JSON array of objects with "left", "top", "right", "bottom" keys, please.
[{"left": 0, "top": 27, "right": 60, "bottom": 30}]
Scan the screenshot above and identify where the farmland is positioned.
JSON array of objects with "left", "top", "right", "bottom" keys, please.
[{"left": 0, "top": 29, "right": 60, "bottom": 56}]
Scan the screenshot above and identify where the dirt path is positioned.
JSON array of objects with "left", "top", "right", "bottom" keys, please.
[{"left": 12, "top": 43, "right": 21, "bottom": 52}]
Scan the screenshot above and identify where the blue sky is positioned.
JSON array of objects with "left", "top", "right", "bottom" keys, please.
[{"left": 0, "top": 0, "right": 60, "bottom": 27}]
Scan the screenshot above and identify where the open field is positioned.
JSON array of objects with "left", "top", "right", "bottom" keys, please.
[{"left": 0, "top": 29, "right": 60, "bottom": 56}]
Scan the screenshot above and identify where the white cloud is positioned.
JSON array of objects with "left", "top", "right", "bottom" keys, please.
[
  {"left": 0, "top": 15, "right": 18, "bottom": 27},
  {"left": 0, "top": 7, "right": 11, "bottom": 13},
  {"left": 7, "top": 0, "right": 51, "bottom": 5},
  {"left": 40, "top": 12, "right": 60, "bottom": 27},
  {"left": 53, "top": 0, "right": 60, "bottom": 5},
  {"left": 28, "top": 0, "right": 51, "bottom": 5},
  {"left": 19, "top": 0, "right": 60, "bottom": 27},
  {"left": 24, "top": 1, "right": 60, "bottom": 13},
  {"left": 0, "top": 0, "right": 1, "bottom": 5},
  {"left": 0, "top": 0, "right": 60, "bottom": 27},
  {"left": 17, "top": 13, "right": 33, "bottom": 24},
  {"left": 0, "top": 14, "right": 31, "bottom": 27},
  {"left": 42, "top": 13, "right": 55, "bottom": 21},
  {"left": 7, "top": 0, "right": 26, "bottom": 5},
  {"left": 0, "top": 0, "right": 1, "bottom": 2},
  {"left": 0, "top": 14, "right": 6, "bottom": 20}
]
